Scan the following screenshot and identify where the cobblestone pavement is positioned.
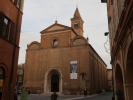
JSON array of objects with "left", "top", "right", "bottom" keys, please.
[
  {"left": 18, "top": 92, "right": 112, "bottom": 100},
  {"left": 69, "top": 92, "right": 112, "bottom": 100}
]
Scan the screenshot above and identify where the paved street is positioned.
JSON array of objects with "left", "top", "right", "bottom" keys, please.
[
  {"left": 72, "top": 92, "right": 112, "bottom": 100},
  {"left": 18, "top": 92, "right": 112, "bottom": 100}
]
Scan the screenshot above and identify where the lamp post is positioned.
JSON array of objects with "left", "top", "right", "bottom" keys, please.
[{"left": 104, "top": 32, "right": 110, "bottom": 54}]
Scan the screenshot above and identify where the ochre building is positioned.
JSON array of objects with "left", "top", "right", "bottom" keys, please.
[
  {"left": 24, "top": 8, "right": 107, "bottom": 95},
  {"left": 17, "top": 64, "right": 24, "bottom": 94},
  {"left": 0, "top": 0, "right": 24, "bottom": 100},
  {"left": 102, "top": 0, "right": 133, "bottom": 100},
  {"left": 107, "top": 69, "right": 112, "bottom": 91}
]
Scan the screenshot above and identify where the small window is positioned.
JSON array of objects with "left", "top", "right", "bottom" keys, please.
[
  {"left": 16, "top": 0, "right": 21, "bottom": 8},
  {"left": 0, "top": 17, "right": 9, "bottom": 38},
  {"left": 0, "top": 12, "right": 15, "bottom": 42},
  {"left": 109, "top": 0, "right": 113, "bottom": 5},
  {"left": 53, "top": 39, "right": 59, "bottom": 48},
  {"left": 0, "top": 67, "right": 5, "bottom": 94},
  {"left": 11, "top": 0, "right": 15, "bottom": 3},
  {"left": 11, "top": 0, "right": 21, "bottom": 8},
  {"left": 0, "top": 68, "right": 5, "bottom": 79},
  {"left": 74, "top": 23, "right": 79, "bottom": 29},
  {"left": 14, "top": 0, "right": 24, "bottom": 11}
]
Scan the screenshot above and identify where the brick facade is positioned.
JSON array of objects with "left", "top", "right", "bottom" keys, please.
[
  {"left": 0, "top": 0, "right": 24, "bottom": 100},
  {"left": 23, "top": 8, "right": 108, "bottom": 95},
  {"left": 102, "top": 0, "right": 133, "bottom": 100}
]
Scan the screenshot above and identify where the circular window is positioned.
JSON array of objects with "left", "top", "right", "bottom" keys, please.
[{"left": 53, "top": 39, "right": 59, "bottom": 48}]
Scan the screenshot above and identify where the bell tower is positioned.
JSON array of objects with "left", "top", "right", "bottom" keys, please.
[{"left": 71, "top": 8, "right": 84, "bottom": 36}]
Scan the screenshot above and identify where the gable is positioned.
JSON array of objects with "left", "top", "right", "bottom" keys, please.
[
  {"left": 40, "top": 23, "right": 71, "bottom": 34},
  {"left": 72, "top": 36, "right": 88, "bottom": 46},
  {"left": 27, "top": 41, "right": 40, "bottom": 50},
  {"left": 47, "top": 25, "right": 66, "bottom": 31}
]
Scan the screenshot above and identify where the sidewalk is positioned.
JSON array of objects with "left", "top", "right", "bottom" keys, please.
[
  {"left": 64, "top": 92, "right": 113, "bottom": 100},
  {"left": 18, "top": 92, "right": 112, "bottom": 100},
  {"left": 64, "top": 94, "right": 98, "bottom": 100},
  {"left": 18, "top": 94, "right": 98, "bottom": 100}
]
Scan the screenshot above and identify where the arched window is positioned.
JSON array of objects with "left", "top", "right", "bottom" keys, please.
[
  {"left": 53, "top": 39, "right": 59, "bottom": 48},
  {"left": 0, "top": 67, "right": 5, "bottom": 98},
  {"left": 74, "top": 23, "right": 79, "bottom": 29}
]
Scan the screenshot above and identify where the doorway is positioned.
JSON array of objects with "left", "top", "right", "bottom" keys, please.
[
  {"left": 126, "top": 42, "right": 133, "bottom": 100},
  {"left": 115, "top": 64, "right": 125, "bottom": 100},
  {"left": 51, "top": 72, "right": 59, "bottom": 92},
  {"left": 46, "top": 69, "right": 61, "bottom": 93}
]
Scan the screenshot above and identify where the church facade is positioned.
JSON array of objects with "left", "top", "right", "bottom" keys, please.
[{"left": 23, "top": 8, "right": 108, "bottom": 95}]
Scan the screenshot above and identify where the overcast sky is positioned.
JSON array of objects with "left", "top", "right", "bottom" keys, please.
[{"left": 18, "top": 0, "right": 111, "bottom": 68}]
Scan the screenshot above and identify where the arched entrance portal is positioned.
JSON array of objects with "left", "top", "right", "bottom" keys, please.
[
  {"left": 115, "top": 64, "right": 125, "bottom": 100},
  {"left": 126, "top": 42, "right": 133, "bottom": 100},
  {"left": 51, "top": 71, "right": 59, "bottom": 92},
  {"left": 44, "top": 69, "right": 62, "bottom": 94},
  {"left": 0, "top": 67, "right": 5, "bottom": 99}
]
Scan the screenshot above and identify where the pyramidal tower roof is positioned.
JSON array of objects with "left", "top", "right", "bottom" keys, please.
[
  {"left": 71, "top": 7, "right": 84, "bottom": 36},
  {"left": 73, "top": 8, "right": 82, "bottom": 19}
]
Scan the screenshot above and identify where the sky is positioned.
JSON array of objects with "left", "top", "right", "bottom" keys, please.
[{"left": 18, "top": 0, "right": 111, "bottom": 68}]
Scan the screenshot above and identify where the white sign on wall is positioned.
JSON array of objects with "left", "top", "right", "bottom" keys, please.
[
  {"left": 70, "top": 73, "right": 77, "bottom": 79},
  {"left": 70, "top": 61, "right": 78, "bottom": 79}
]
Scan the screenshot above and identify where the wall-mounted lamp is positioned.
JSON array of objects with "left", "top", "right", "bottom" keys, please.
[
  {"left": 104, "top": 32, "right": 109, "bottom": 36},
  {"left": 104, "top": 32, "right": 110, "bottom": 53}
]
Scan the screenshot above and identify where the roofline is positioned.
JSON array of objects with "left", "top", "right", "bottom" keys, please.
[
  {"left": 40, "top": 22, "right": 71, "bottom": 34},
  {"left": 89, "top": 44, "right": 107, "bottom": 67},
  {"left": 40, "top": 22, "right": 78, "bottom": 36}
]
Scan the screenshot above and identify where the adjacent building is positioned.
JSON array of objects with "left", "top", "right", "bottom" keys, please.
[
  {"left": 0, "top": 0, "right": 24, "bottom": 99},
  {"left": 17, "top": 64, "right": 24, "bottom": 94},
  {"left": 107, "top": 69, "right": 112, "bottom": 90},
  {"left": 102, "top": 0, "right": 133, "bottom": 100},
  {"left": 23, "top": 8, "right": 108, "bottom": 95}
]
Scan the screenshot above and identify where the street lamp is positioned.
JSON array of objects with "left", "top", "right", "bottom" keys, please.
[
  {"left": 104, "top": 32, "right": 109, "bottom": 36},
  {"left": 104, "top": 32, "right": 110, "bottom": 53}
]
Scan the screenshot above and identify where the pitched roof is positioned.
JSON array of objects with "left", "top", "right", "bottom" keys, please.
[
  {"left": 40, "top": 22, "right": 71, "bottom": 34},
  {"left": 74, "top": 8, "right": 82, "bottom": 19},
  {"left": 71, "top": 8, "right": 83, "bottom": 22},
  {"left": 40, "top": 21, "right": 79, "bottom": 36}
]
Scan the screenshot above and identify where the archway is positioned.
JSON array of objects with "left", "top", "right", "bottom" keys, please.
[
  {"left": 0, "top": 67, "right": 5, "bottom": 99},
  {"left": 126, "top": 42, "right": 133, "bottom": 100},
  {"left": 51, "top": 71, "right": 59, "bottom": 92},
  {"left": 115, "top": 64, "right": 125, "bottom": 100},
  {"left": 46, "top": 69, "right": 61, "bottom": 93}
]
